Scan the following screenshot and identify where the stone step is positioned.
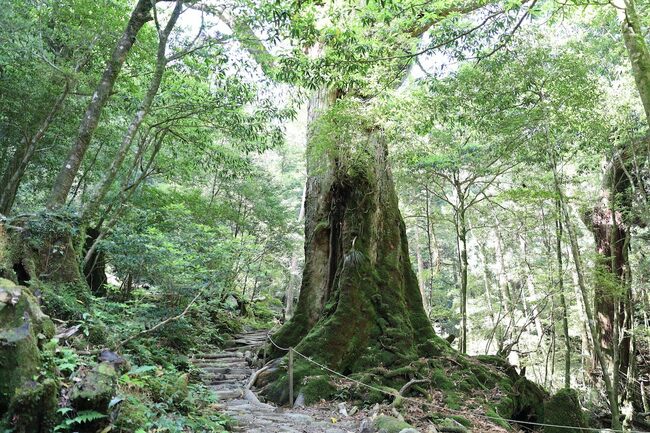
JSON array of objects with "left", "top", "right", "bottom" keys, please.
[
  {"left": 227, "top": 336, "right": 267, "bottom": 344},
  {"left": 192, "top": 352, "right": 243, "bottom": 359},
  {"left": 202, "top": 374, "right": 249, "bottom": 383},
  {"left": 225, "top": 345, "right": 256, "bottom": 352},
  {"left": 209, "top": 383, "right": 244, "bottom": 390},
  {"left": 192, "top": 360, "right": 248, "bottom": 368},
  {"left": 213, "top": 389, "right": 243, "bottom": 399},
  {"left": 239, "top": 331, "right": 268, "bottom": 337},
  {"left": 194, "top": 365, "right": 247, "bottom": 371},
  {"left": 206, "top": 380, "right": 245, "bottom": 386},
  {"left": 201, "top": 367, "right": 252, "bottom": 374}
]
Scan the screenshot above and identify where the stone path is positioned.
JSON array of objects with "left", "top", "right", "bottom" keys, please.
[{"left": 192, "top": 329, "right": 360, "bottom": 433}]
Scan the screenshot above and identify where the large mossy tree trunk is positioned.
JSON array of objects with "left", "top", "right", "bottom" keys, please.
[
  {"left": 587, "top": 153, "right": 635, "bottom": 418},
  {"left": 267, "top": 92, "right": 437, "bottom": 385},
  {"left": 589, "top": 163, "right": 631, "bottom": 372}
]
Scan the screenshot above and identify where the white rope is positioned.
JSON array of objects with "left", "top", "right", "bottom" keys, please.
[{"left": 264, "top": 332, "right": 648, "bottom": 433}]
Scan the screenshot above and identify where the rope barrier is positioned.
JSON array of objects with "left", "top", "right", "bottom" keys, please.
[{"left": 264, "top": 330, "right": 648, "bottom": 433}]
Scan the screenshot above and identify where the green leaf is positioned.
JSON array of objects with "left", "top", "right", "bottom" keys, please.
[{"left": 67, "top": 410, "right": 106, "bottom": 425}]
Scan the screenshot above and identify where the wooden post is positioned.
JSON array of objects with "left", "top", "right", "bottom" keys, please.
[{"left": 288, "top": 347, "right": 294, "bottom": 406}]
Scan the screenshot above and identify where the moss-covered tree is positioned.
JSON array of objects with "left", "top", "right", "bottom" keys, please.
[
  {"left": 269, "top": 96, "right": 438, "bottom": 372},
  {"left": 225, "top": 0, "right": 549, "bottom": 413}
]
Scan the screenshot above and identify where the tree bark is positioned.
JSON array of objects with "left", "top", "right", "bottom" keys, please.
[
  {"left": 614, "top": 0, "right": 650, "bottom": 125},
  {"left": 47, "top": 0, "right": 153, "bottom": 209},
  {"left": 477, "top": 233, "right": 496, "bottom": 326},
  {"left": 82, "top": 129, "right": 167, "bottom": 266},
  {"left": 587, "top": 153, "right": 632, "bottom": 382},
  {"left": 266, "top": 91, "right": 436, "bottom": 389},
  {"left": 413, "top": 222, "right": 428, "bottom": 313},
  {"left": 518, "top": 236, "right": 543, "bottom": 338}
]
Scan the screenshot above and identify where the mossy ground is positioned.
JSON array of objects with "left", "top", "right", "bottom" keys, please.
[{"left": 259, "top": 336, "right": 545, "bottom": 432}]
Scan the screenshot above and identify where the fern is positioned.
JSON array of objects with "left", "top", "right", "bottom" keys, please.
[
  {"left": 54, "top": 410, "right": 107, "bottom": 432},
  {"left": 69, "top": 410, "right": 106, "bottom": 425}
]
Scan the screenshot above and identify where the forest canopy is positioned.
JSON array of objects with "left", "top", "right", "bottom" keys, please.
[{"left": 1, "top": 0, "right": 650, "bottom": 432}]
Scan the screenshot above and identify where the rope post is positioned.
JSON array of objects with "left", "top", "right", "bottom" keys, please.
[{"left": 288, "top": 347, "right": 294, "bottom": 407}]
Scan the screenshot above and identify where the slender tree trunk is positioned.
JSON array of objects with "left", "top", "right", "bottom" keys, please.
[
  {"left": 424, "top": 185, "right": 437, "bottom": 310},
  {"left": 569, "top": 252, "right": 594, "bottom": 382},
  {"left": 285, "top": 184, "right": 307, "bottom": 320},
  {"left": 478, "top": 234, "right": 496, "bottom": 325},
  {"left": 47, "top": 0, "right": 153, "bottom": 208},
  {"left": 553, "top": 162, "right": 622, "bottom": 430},
  {"left": 494, "top": 221, "right": 513, "bottom": 316},
  {"left": 82, "top": 1, "right": 182, "bottom": 222},
  {"left": 457, "top": 202, "right": 469, "bottom": 354},
  {"left": 0, "top": 82, "right": 71, "bottom": 214},
  {"left": 82, "top": 130, "right": 166, "bottom": 266},
  {"left": 414, "top": 222, "right": 428, "bottom": 313},
  {"left": 554, "top": 198, "right": 571, "bottom": 389},
  {"left": 615, "top": 0, "right": 650, "bottom": 125},
  {"left": 519, "top": 236, "right": 543, "bottom": 338}
]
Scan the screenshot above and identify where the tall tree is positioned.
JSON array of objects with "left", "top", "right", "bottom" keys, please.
[
  {"left": 47, "top": 0, "right": 155, "bottom": 208},
  {"left": 81, "top": 0, "right": 185, "bottom": 223},
  {"left": 232, "top": 0, "right": 545, "bottom": 402}
]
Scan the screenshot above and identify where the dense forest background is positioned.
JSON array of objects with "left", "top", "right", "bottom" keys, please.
[{"left": 1, "top": 0, "right": 650, "bottom": 432}]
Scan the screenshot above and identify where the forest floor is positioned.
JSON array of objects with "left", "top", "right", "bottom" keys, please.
[{"left": 192, "top": 329, "right": 516, "bottom": 433}]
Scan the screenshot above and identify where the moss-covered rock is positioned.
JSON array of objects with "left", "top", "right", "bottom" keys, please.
[
  {"left": 113, "top": 395, "right": 149, "bottom": 431},
  {"left": 37, "top": 280, "right": 93, "bottom": 320},
  {"left": 0, "top": 223, "right": 17, "bottom": 282},
  {"left": 70, "top": 362, "right": 118, "bottom": 412},
  {"left": 5, "top": 379, "right": 59, "bottom": 433},
  {"left": 543, "top": 388, "right": 588, "bottom": 433},
  {"left": 373, "top": 415, "right": 416, "bottom": 433},
  {"left": 10, "top": 212, "right": 83, "bottom": 284},
  {"left": 0, "top": 215, "right": 94, "bottom": 321},
  {"left": 0, "top": 278, "right": 59, "bottom": 432},
  {"left": 300, "top": 375, "right": 337, "bottom": 404}
]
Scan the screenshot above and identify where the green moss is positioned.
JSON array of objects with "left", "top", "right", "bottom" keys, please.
[
  {"left": 426, "top": 366, "right": 450, "bottom": 391},
  {"left": 484, "top": 407, "right": 511, "bottom": 430},
  {"left": 37, "top": 281, "right": 92, "bottom": 321},
  {"left": 440, "top": 418, "right": 469, "bottom": 432},
  {"left": 544, "top": 388, "right": 588, "bottom": 433},
  {"left": 300, "top": 375, "right": 336, "bottom": 404},
  {"left": 113, "top": 396, "right": 148, "bottom": 431},
  {"left": 373, "top": 415, "right": 414, "bottom": 432},
  {"left": 444, "top": 391, "right": 462, "bottom": 410},
  {"left": 495, "top": 396, "right": 514, "bottom": 419},
  {"left": 313, "top": 220, "right": 329, "bottom": 233},
  {"left": 0, "top": 280, "right": 57, "bottom": 415},
  {"left": 3, "top": 378, "right": 59, "bottom": 433},
  {"left": 70, "top": 362, "right": 117, "bottom": 412},
  {"left": 449, "top": 414, "right": 473, "bottom": 427},
  {"left": 511, "top": 377, "right": 546, "bottom": 422}
]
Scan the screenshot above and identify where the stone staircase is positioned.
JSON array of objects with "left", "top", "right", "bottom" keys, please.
[{"left": 192, "top": 329, "right": 359, "bottom": 433}]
